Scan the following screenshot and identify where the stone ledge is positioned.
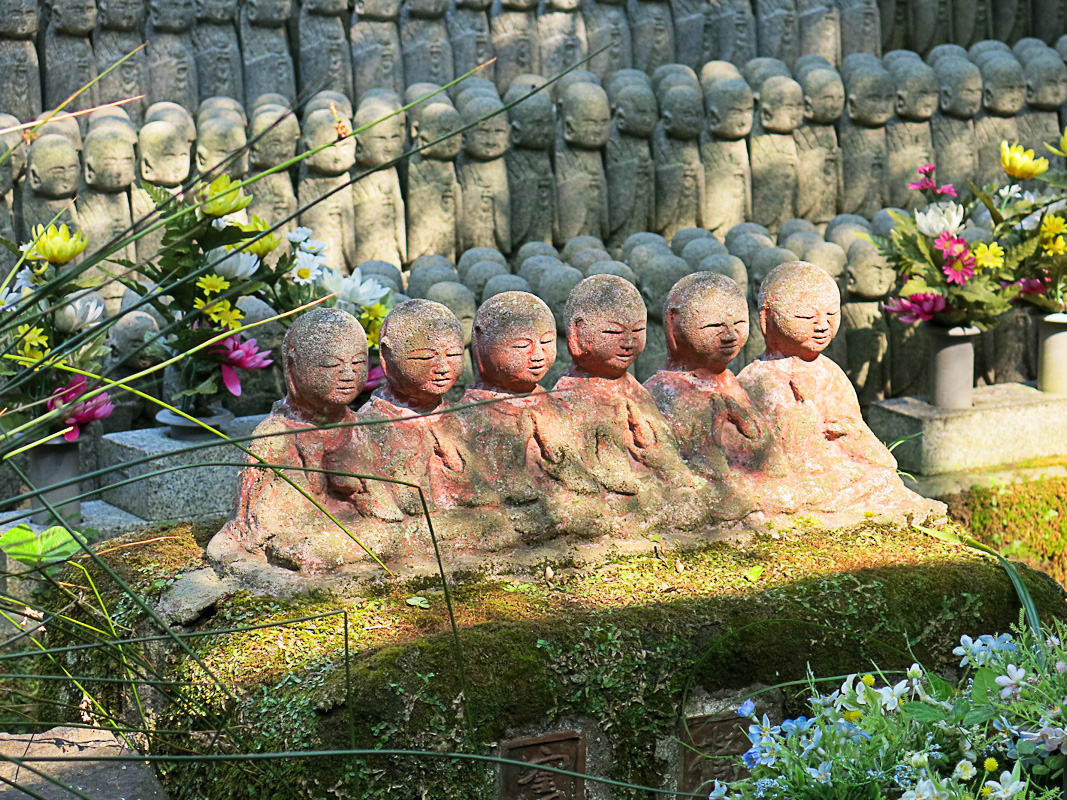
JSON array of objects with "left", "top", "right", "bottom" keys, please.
[{"left": 868, "top": 382, "right": 1067, "bottom": 476}]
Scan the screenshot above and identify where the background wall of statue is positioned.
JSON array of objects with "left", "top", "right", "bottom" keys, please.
[{"left": 2, "top": 0, "right": 1064, "bottom": 409}]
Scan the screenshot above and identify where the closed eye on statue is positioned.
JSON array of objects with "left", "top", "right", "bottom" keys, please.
[
  {"left": 701, "top": 322, "right": 726, "bottom": 329},
  {"left": 446, "top": 350, "right": 464, "bottom": 358},
  {"left": 319, "top": 360, "right": 341, "bottom": 368},
  {"left": 511, "top": 340, "right": 532, "bottom": 349},
  {"left": 632, "top": 326, "right": 646, "bottom": 334},
  {"left": 601, "top": 329, "right": 623, "bottom": 335}
]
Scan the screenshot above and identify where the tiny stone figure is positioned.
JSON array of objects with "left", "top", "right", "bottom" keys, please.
[
  {"left": 94, "top": 0, "right": 147, "bottom": 124},
  {"left": 352, "top": 97, "right": 406, "bottom": 267},
  {"left": 131, "top": 120, "right": 191, "bottom": 262},
  {"left": 796, "top": 0, "right": 840, "bottom": 67},
  {"left": 537, "top": 0, "right": 588, "bottom": 80},
  {"left": 708, "top": 0, "right": 756, "bottom": 67},
  {"left": 628, "top": 0, "right": 674, "bottom": 74},
  {"left": 0, "top": 1, "right": 41, "bottom": 124},
  {"left": 555, "top": 82, "right": 611, "bottom": 244},
  {"left": 583, "top": 0, "right": 633, "bottom": 81},
  {"left": 749, "top": 75, "right": 803, "bottom": 234},
  {"left": 146, "top": 0, "right": 199, "bottom": 111},
  {"left": 246, "top": 106, "right": 300, "bottom": 259},
  {"left": 401, "top": 0, "right": 454, "bottom": 86},
  {"left": 45, "top": 0, "right": 99, "bottom": 127},
  {"left": 239, "top": 0, "right": 297, "bottom": 107},
  {"left": 489, "top": 0, "right": 540, "bottom": 94},
  {"left": 973, "top": 56, "right": 1026, "bottom": 186},
  {"left": 838, "top": 58, "right": 894, "bottom": 218},
  {"left": 298, "top": 108, "right": 357, "bottom": 272},
  {"left": 838, "top": 0, "right": 880, "bottom": 58},
  {"left": 351, "top": 0, "right": 404, "bottom": 98},
  {"left": 407, "top": 101, "right": 463, "bottom": 262},
  {"left": 552, "top": 274, "right": 701, "bottom": 496},
  {"left": 842, "top": 237, "right": 894, "bottom": 405},
  {"left": 22, "top": 134, "right": 80, "bottom": 240},
  {"left": 196, "top": 115, "right": 248, "bottom": 179},
  {"left": 193, "top": 0, "right": 244, "bottom": 102},
  {"left": 606, "top": 81, "right": 657, "bottom": 252},
  {"left": 448, "top": 0, "right": 496, "bottom": 84},
  {"left": 457, "top": 94, "right": 511, "bottom": 253},
  {"left": 930, "top": 56, "right": 981, "bottom": 190},
  {"left": 794, "top": 65, "right": 843, "bottom": 227},
  {"left": 652, "top": 83, "right": 705, "bottom": 241},
  {"left": 645, "top": 271, "right": 769, "bottom": 484},
  {"left": 701, "top": 78, "right": 753, "bottom": 240},
  {"left": 908, "top": 0, "right": 951, "bottom": 58},
  {"left": 755, "top": 0, "right": 799, "bottom": 69},
  {"left": 506, "top": 89, "right": 558, "bottom": 250},
  {"left": 77, "top": 125, "right": 137, "bottom": 312},
  {"left": 1017, "top": 54, "right": 1067, "bottom": 174},
  {"left": 738, "top": 261, "right": 931, "bottom": 515},
  {"left": 886, "top": 57, "right": 938, "bottom": 210},
  {"left": 296, "top": 0, "right": 353, "bottom": 102}
]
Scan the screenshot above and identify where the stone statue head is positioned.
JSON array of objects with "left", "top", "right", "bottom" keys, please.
[
  {"left": 303, "top": 108, "right": 356, "bottom": 175},
  {"left": 138, "top": 120, "right": 191, "bottom": 187},
  {"left": 148, "top": 0, "right": 196, "bottom": 30},
  {"left": 882, "top": 49, "right": 923, "bottom": 74},
  {"left": 660, "top": 84, "right": 705, "bottom": 140},
  {"left": 640, "top": 254, "right": 691, "bottom": 322},
  {"left": 699, "top": 60, "right": 743, "bottom": 90},
  {"left": 461, "top": 95, "right": 510, "bottom": 160},
  {"left": 846, "top": 238, "right": 895, "bottom": 300},
  {"left": 844, "top": 63, "right": 895, "bottom": 126},
  {"left": 890, "top": 60, "right": 939, "bottom": 121},
  {"left": 198, "top": 97, "right": 248, "bottom": 128},
  {"left": 664, "top": 271, "right": 748, "bottom": 374},
  {"left": 34, "top": 112, "right": 83, "bottom": 151},
  {"left": 0, "top": 114, "right": 26, "bottom": 181},
  {"left": 283, "top": 308, "right": 368, "bottom": 420},
  {"left": 89, "top": 107, "right": 137, "bottom": 141},
  {"left": 564, "top": 274, "right": 646, "bottom": 378},
  {"left": 83, "top": 126, "right": 136, "bottom": 191},
  {"left": 249, "top": 107, "right": 300, "bottom": 170},
  {"left": 536, "top": 264, "right": 583, "bottom": 332},
  {"left": 353, "top": 0, "right": 401, "bottom": 20},
  {"left": 471, "top": 290, "right": 556, "bottom": 393},
  {"left": 757, "top": 75, "right": 804, "bottom": 134},
  {"left": 607, "top": 69, "right": 653, "bottom": 102},
  {"left": 799, "top": 66, "right": 844, "bottom": 124},
  {"left": 1024, "top": 53, "right": 1067, "bottom": 111},
  {"left": 379, "top": 299, "right": 465, "bottom": 406},
  {"left": 243, "top": 0, "right": 290, "bottom": 25},
  {"left": 405, "top": 0, "right": 449, "bottom": 19},
  {"left": 969, "top": 39, "right": 1012, "bottom": 61},
  {"left": 704, "top": 78, "right": 754, "bottom": 140},
  {"left": 680, "top": 236, "right": 726, "bottom": 269},
  {"left": 254, "top": 93, "right": 290, "bottom": 110},
  {"left": 652, "top": 63, "right": 699, "bottom": 99},
  {"left": 517, "top": 254, "right": 563, "bottom": 292},
  {"left": 196, "top": 0, "right": 238, "bottom": 22},
  {"left": 196, "top": 116, "right": 248, "bottom": 178},
  {"left": 50, "top": 0, "right": 97, "bottom": 35},
  {"left": 27, "top": 134, "right": 80, "bottom": 199},
  {"left": 612, "top": 82, "right": 658, "bottom": 138},
  {"left": 508, "top": 92, "right": 555, "bottom": 150},
  {"left": 697, "top": 253, "right": 747, "bottom": 296},
  {"left": 425, "top": 281, "right": 476, "bottom": 345},
  {"left": 980, "top": 56, "right": 1026, "bottom": 117},
  {"left": 146, "top": 102, "right": 197, "bottom": 143},
  {"left": 933, "top": 56, "right": 982, "bottom": 119},
  {"left": 758, "top": 260, "right": 840, "bottom": 361},
  {"left": 621, "top": 231, "right": 668, "bottom": 261},
  {"left": 925, "top": 43, "right": 967, "bottom": 65},
  {"left": 304, "top": 91, "right": 353, "bottom": 123},
  {"left": 742, "top": 57, "right": 791, "bottom": 92},
  {"left": 412, "top": 102, "right": 463, "bottom": 160},
  {"left": 0, "top": 0, "right": 38, "bottom": 38},
  {"left": 355, "top": 97, "right": 406, "bottom": 168},
  {"left": 560, "top": 83, "right": 611, "bottom": 149}
]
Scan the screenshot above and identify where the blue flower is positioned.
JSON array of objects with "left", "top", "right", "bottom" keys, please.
[
  {"left": 781, "top": 716, "right": 812, "bottom": 736},
  {"left": 806, "top": 761, "right": 833, "bottom": 784},
  {"left": 708, "top": 781, "right": 729, "bottom": 800},
  {"left": 747, "top": 714, "right": 781, "bottom": 745},
  {"left": 799, "top": 726, "right": 823, "bottom": 758},
  {"left": 737, "top": 699, "right": 756, "bottom": 718}
]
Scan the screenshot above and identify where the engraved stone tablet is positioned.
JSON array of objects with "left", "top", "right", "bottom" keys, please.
[{"left": 499, "top": 731, "right": 585, "bottom": 800}]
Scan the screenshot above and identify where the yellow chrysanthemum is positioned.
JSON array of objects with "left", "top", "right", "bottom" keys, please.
[
  {"left": 1043, "top": 215, "right": 1067, "bottom": 238},
  {"left": 980, "top": 788, "right": 992, "bottom": 798},
  {"left": 15, "top": 324, "right": 49, "bottom": 360},
  {"left": 360, "top": 302, "right": 389, "bottom": 348},
  {"left": 200, "top": 175, "right": 252, "bottom": 217},
  {"left": 241, "top": 215, "right": 282, "bottom": 258},
  {"left": 861, "top": 673, "right": 875, "bottom": 687},
  {"left": 1044, "top": 235, "right": 1067, "bottom": 256},
  {"left": 972, "top": 241, "right": 1005, "bottom": 270},
  {"left": 843, "top": 709, "right": 862, "bottom": 723},
  {"left": 1001, "top": 141, "right": 1050, "bottom": 179},
  {"left": 196, "top": 273, "right": 230, "bottom": 295},
  {"left": 983, "top": 758, "right": 998, "bottom": 773},
  {"left": 29, "top": 223, "right": 88, "bottom": 265},
  {"left": 213, "top": 303, "right": 244, "bottom": 330},
  {"left": 1046, "top": 128, "right": 1067, "bottom": 158}
]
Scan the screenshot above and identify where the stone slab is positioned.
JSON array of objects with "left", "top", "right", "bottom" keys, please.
[
  {"left": 97, "top": 415, "right": 265, "bottom": 523},
  {"left": 0, "top": 726, "right": 169, "bottom": 799},
  {"left": 0, "top": 501, "right": 147, "bottom": 538},
  {"left": 901, "top": 463, "right": 1067, "bottom": 500},
  {"left": 867, "top": 382, "right": 1067, "bottom": 476}
]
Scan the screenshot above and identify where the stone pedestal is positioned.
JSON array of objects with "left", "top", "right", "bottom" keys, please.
[{"left": 867, "top": 382, "right": 1067, "bottom": 476}]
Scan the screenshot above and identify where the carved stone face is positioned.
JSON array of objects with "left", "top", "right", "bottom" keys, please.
[
  {"left": 356, "top": 114, "right": 405, "bottom": 167},
  {"left": 846, "top": 245, "right": 895, "bottom": 300},
  {"left": 895, "top": 71, "right": 940, "bottom": 121},
  {"left": 51, "top": 0, "right": 97, "bottom": 34},
  {"left": 249, "top": 111, "right": 299, "bottom": 169},
  {"left": 381, "top": 302, "right": 465, "bottom": 404},
  {"left": 149, "top": 0, "right": 196, "bottom": 30},
  {"left": 304, "top": 112, "right": 357, "bottom": 174},
  {"left": 28, "top": 136, "right": 80, "bottom": 198},
  {"left": 802, "top": 71, "right": 844, "bottom": 124},
  {"left": 138, "top": 121, "right": 191, "bottom": 186},
  {"left": 196, "top": 0, "right": 238, "bottom": 22},
  {"left": 569, "top": 302, "right": 645, "bottom": 378},
  {"left": 510, "top": 97, "right": 555, "bottom": 150},
  {"left": 761, "top": 262, "right": 841, "bottom": 360},
  {"left": 462, "top": 100, "right": 510, "bottom": 160},
  {"left": 472, "top": 293, "right": 557, "bottom": 393},
  {"left": 759, "top": 77, "right": 804, "bottom": 134},
  {"left": 614, "top": 86, "right": 658, "bottom": 138},
  {"left": 666, "top": 278, "right": 748, "bottom": 373},
  {"left": 84, "top": 131, "right": 136, "bottom": 191},
  {"left": 846, "top": 72, "right": 895, "bottom": 126},
  {"left": 0, "top": 0, "right": 38, "bottom": 39},
  {"left": 662, "top": 86, "right": 704, "bottom": 139},
  {"left": 706, "top": 80, "right": 753, "bottom": 140},
  {"left": 196, "top": 118, "right": 248, "bottom": 178},
  {"left": 938, "top": 61, "right": 983, "bottom": 119},
  {"left": 1025, "top": 57, "right": 1067, "bottom": 111},
  {"left": 561, "top": 85, "right": 611, "bottom": 149},
  {"left": 982, "top": 58, "right": 1026, "bottom": 116},
  {"left": 244, "top": 0, "right": 290, "bottom": 25},
  {"left": 98, "top": 0, "right": 144, "bottom": 28},
  {"left": 415, "top": 103, "right": 463, "bottom": 160},
  {"left": 287, "top": 310, "right": 369, "bottom": 410}
]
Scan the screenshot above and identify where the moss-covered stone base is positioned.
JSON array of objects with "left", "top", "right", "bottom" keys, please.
[{"left": 40, "top": 517, "right": 1067, "bottom": 800}]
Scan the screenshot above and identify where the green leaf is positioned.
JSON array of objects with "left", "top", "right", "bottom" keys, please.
[
  {"left": 743, "top": 565, "right": 764, "bottom": 582},
  {"left": 971, "top": 667, "right": 998, "bottom": 703},
  {"left": 406, "top": 596, "right": 430, "bottom": 610},
  {"left": 900, "top": 702, "right": 948, "bottom": 722},
  {"left": 0, "top": 524, "right": 82, "bottom": 566},
  {"left": 173, "top": 374, "right": 219, "bottom": 400},
  {"left": 1039, "top": 169, "right": 1067, "bottom": 189},
  {"left": 961, "top": 706, "right": 997, "bottom": 726},
  {"left": 0, "top": 235, "right": 20, "bottom": 255}
]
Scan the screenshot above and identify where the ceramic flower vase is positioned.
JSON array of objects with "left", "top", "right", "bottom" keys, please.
[
  {"left": 26, "top": 439, "right": 82, "bottom": 524},
  {"left": 1037, "top": 312, "right": 1067, "bottom": 395},
  {"left": 923, "top": 324, "right": 981, "bottom": 409},
  {"left": 156, "top": 407, "right": 236, "bottom": 440}
]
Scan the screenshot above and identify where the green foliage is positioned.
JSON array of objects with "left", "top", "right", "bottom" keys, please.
[{"left": 0, "top": 524, "right": 81, "bottom": 567}]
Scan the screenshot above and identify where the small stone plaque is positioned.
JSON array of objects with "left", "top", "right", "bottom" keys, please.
[
  {"left": 499, "top": 730, "right": 585, "bottom": 800},
  {"left": 679, "top": 713, "right": 750, "bottom": 793}
]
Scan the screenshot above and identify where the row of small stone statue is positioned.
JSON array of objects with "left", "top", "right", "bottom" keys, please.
[{"left": 210, "top": 256, "right": 935, "bottom": 573}]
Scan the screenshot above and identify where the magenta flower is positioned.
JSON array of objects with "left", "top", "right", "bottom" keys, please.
[
  {"left": 47, "top": 375, "right": 114, "bottom": 441},
  {"left": 210, "top": 335, "right": 273, "bottom": 396},
  {"left": 366, "top": 364, "right": 385, "bottom": 393},
  {"left": 1018, "top": 277, "right": 1051, "bottom": 295},
  {"left": 884, "top": 293, "right": 948, "bottom": 323},
  {"left": 934, "top": 232, "right": 968, "bottom": 259},
  {"left": 943, "top": 252, "right": 976, "bottom": 285},
  {"left": 908, "top": 176, "right": 937, "bottom": 192},
  {"left": 917, "top": 163, "right": 937, "bottom": 176},
  {"left": 936, "top": 183, "right": 958, "bottom": 198}
]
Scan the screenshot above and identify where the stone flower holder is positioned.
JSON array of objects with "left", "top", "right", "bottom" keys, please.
[
  {"left": 923, "top": 323, "right": 980, "bottom": 409},
  {"left": 1037, "top": 312, "right": 1067, "bottom": 395}
]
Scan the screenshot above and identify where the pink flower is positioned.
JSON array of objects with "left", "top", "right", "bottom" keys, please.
[
  {"left": 1018, "top": 277, "right": 1051, "bottom": 295},
  {"left": 934, "top": 232, "right": 968, "bottom": 259},
  {"left": 884, "top": 292, "right": 948, "bottom": 323},
  {"left": 917, "top": 163, "right": 937, "bottom": 176},
  {"left": 935, "top": 183, "right": 958, "bottom": 198},
  {"left": 365, "top": 364, "right": 385, "bottom": 393},
  {"left": 908, "top": 176, "right": 937, "bottom": 192},
  {"left": 210, "top": 336, "right": 273, "bottom": 396},
  {"left": 47, "top": 376, "right": 113, "bottom": 441},
  {"left": 943, "top": 252, "right": 976, "bottom": 285}
]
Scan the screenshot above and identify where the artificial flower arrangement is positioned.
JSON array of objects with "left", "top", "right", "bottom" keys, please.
[
  {"left": 0, "top": 224, "right": 114, "bottom": 442},
  {"left": 713, "top": 624, "right": 1067, "bottom": 800}
]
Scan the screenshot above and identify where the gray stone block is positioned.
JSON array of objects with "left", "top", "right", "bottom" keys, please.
[
  {"left": 868, "top": 383, "right": 1067, "bottom": 476},
  {"left": 97, "top": 415, "right": 265, "bottom": 522}
]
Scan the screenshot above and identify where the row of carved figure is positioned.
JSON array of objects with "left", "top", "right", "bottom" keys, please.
[
  {"left": 208, "top": 260, "right": 941, "bottom": 574},
  {"left": 3, "top": 0, "right": 1066, "bottom": 128},
  {"left": 15, "top": 41, "right": 1067, "bottom": 300}
]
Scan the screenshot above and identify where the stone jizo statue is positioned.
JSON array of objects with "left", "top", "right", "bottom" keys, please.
[
  {"left": 506, "top": 88, "right": 558, "bottom": 250},
  {"left": 298, "top": 108, "right": 357, "bottom": 272},
  {"left": 886, "top": 58, "right": 938, "bottom": 209},
  {"left": 749, "top": 75, "right": 803, "bottom": 234},
  {"left": 652, "top": 83, "right": 705, "bottom": 241},
  {"left": 605, "top": 81, "right": 656, "bottom": 251},
  {"left": 407, "top": 101, "right": 463, "bottom": 263},
  {"left": 930, "top": 55, "right": 980, "bottom": 190},
  {"left": 838, "top": 59, "right": 893, "bottom": 218},
  {"left": 974, "top": 55, "right": 1026, "bottom": 186},
  {"left": 794, "top": 65, "right": 843, "bottom": 227},
  {"left": 555, "top": 82, "right": 611, "bottom": 244},
  {"left": 457, "top": 94, "right": 512, "bottom": 254},
  {"left": 22, "top": 134, "right": 80, "bottom": 238},
  {"left": 700, "top": 78, "right": 753, "bottom": 240},
  {"left": 352, "top": 97, "right": 407, "bottom": 267}
]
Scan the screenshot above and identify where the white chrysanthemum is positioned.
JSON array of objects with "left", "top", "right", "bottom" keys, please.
[
  {"left": 286, "top": 226, "right": 313, "bottom": 244},
  {"left": 290, "top": 250, "right": 324, "bottom": 285},
  {"left": 208, "top": 248, "right": 261, "bottom": 280},
  {"left": 54, "top": 292, "right": 104, "bottom": 333},
  {"left": 318, "top": 267, "right": 390, "bottom": 311},
  {"left": 0, "top": 285, "right": 26, "bottom": 311},
  {"left": 915, "top": 202, "right": 965, "bottom": 237},
  {"left": 299, "top": 239, "right": 327, "bottom": 255}
]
